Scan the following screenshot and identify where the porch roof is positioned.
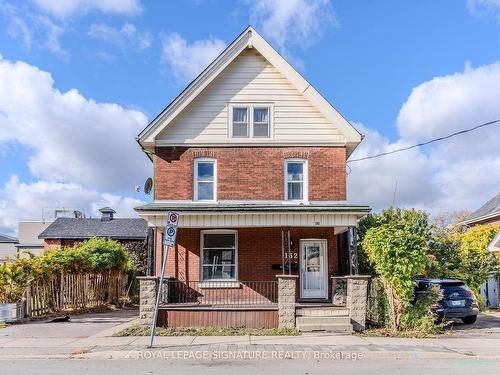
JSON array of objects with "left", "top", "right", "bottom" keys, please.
[{"left": 135, "top": 202, "right": 370, "bottom": 228}]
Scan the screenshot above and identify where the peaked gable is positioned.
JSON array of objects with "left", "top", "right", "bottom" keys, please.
[{"left": 138, "top": 27, "right": 362, "bottom": 155}]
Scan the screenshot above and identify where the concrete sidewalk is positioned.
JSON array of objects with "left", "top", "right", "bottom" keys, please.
[
  {"left": 1, "top": 332, "right": 499, "bottom": 360},
  {"left": 1, "top": 310, "right": 499, "bottom": 361}
]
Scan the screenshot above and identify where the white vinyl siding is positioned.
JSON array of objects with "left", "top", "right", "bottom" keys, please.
[{"left": 157, "top": 49, "right": 344, "bottom": 144}]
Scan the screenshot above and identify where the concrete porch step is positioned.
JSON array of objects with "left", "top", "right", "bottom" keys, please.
[
  {"left": 296, "top": 307, "right": 349, "bottom": 317},
  {"left": 296, "top": 322, "right": 353, "bottom": 333},
  {"left": 296, "top": 316, "right": 351, "bottom": 325}
]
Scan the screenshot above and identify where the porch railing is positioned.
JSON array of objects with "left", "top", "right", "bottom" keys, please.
[{"left": 161, "top": 280, "right": 278, "bottom": 306}]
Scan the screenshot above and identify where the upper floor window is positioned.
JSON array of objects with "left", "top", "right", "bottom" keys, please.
[
  {"left": 230, "top": 104, "right": 272, "bottom": 138},
  {"left": 253, "top": 107, "right": 269, "bottom": 137},
  {"left": 194, "top": 158, "right": 216, "bottom": 201},
  {"left": 285, "top": 159, "right": 308, "bottom": 201},
  {"left": 232, "top": 107, "right": 248, "bottom": 137}
]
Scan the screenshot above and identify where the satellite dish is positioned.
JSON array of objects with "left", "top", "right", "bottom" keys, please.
[{"left": 144, "top": 177, "right": 153, "bottom": 195}]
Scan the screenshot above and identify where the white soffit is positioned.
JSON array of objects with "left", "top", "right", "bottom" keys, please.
[{"left": 138, "top": 212, "right": 362, "bottom": 228}]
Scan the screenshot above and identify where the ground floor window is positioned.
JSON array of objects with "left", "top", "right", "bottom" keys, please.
[{"left": 201, "top": 230, "right": 237, "bottom": 281}]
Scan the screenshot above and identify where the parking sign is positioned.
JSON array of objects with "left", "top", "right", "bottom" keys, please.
[{"left": 163, "top": 211, "right": 180, "bottom": 246}]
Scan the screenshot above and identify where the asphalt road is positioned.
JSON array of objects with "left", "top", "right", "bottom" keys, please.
[{"left": 2, "top": 357, "right": 500, "bottom": 375}]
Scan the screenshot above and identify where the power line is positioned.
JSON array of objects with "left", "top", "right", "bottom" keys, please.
[{"left": 347, "top": 118, "right": 500, "bottom": 163}]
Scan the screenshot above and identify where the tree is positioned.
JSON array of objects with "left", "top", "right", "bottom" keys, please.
[
  {"left": 363, "top": 208, "right": 431, "bottom": 329},
  {"left": 457, "top": 225, "right": 500, "bottom": 296}
]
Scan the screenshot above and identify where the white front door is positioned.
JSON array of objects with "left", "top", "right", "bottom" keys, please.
[{"left": 300, "top": 239, "right": 328, "bottom": 299}]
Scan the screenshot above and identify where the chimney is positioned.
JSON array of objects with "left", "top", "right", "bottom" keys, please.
[{"left": 99, "top": 207, "right": 116, "bottom": 221}]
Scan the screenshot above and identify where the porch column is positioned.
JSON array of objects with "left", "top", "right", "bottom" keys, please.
[
  {"left": 345, "top": 275, "right": 370, "bottom": 331},
  {"left": 137, "top": 276, "right": 158, "bottom": 324},
  {"left": 276, "top": 274, "right": 298, "bottom": 329}
]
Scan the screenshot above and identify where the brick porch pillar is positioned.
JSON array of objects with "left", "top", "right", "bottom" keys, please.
[
  {"left": 137, "top": 276, "right": 158, "bottom": 324},
  {"left": 345, "top": 275, "right": 370, "bottom": 331},
  {"left": 276, "top": 274, "right": 298, "bottom": 329}
]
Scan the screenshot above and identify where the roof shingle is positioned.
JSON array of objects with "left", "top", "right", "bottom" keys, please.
[{"left": 38, "top": 218, "right": 148, "bottom": 240}]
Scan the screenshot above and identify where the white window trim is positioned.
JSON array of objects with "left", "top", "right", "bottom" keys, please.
[
  {"left": 200, "top": 229, "right": 238, "bottom": 284},
  {"left": 228, "top": 103, "right": 273, "bottom": 139},
  {"left": 193, "top": 158, "right": 217, "bottom": 202},
  {"left": 284, "top": 158, "right": 308, "bottom": 202}
]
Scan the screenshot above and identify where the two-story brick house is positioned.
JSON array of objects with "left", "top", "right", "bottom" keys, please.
[{"left": 136, "top": 27, "right": 370, "bottom": 331}]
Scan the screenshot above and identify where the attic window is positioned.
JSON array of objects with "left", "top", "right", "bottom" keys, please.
[
  {"left": 232, "top": 107, "right": 248, "bottom": 137},
  {"left": 253, "top": 107, "right": 269, "bottom": 137},
  {"left": 229, "top": 104, "right": 272, "bottom": 139}
]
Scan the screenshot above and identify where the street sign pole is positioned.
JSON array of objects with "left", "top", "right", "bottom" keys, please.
[
  {"left": 148, "top": 243, "right": 169, "bottom": 348},
  {"left": 148, "top": 211, "right": 179, "bottom": 348}
]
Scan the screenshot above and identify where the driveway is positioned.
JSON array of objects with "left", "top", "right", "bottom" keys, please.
[
  {"left": 445, "top": 312, "right": 500, "bottom": 338},
  {"left": 0, "top": 308, "right": 138, "bottom": 339}
]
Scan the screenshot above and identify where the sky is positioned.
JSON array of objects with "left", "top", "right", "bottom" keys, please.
[{"left": 0, "top": 0, "right": 499, "bottom": 235}]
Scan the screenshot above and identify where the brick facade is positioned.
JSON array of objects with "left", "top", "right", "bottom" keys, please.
[
  {"left": 154, "top": 147, "right": 346, "bottom": 201},
  {"left": 155, "top": 226, "right": 342, "bottom": 300}
]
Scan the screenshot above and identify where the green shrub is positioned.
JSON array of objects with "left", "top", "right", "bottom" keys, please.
[
  {"left": 12, "top": 237, "right": 132, "bottom": 279},
  {"left": 400, "top": 284, "right": 442, "bottom": 335},
  {"left": 0, "top": 263, "right": 32, "bottom": 303},
  {"left": 363, "top": 208, "right": 431, "bottom": 330}
]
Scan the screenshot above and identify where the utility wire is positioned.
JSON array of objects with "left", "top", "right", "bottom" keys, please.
[{"left": 347, "top": 118, "right": 500, "bottom": 163}]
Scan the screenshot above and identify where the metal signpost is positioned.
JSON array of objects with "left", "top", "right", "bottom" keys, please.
[{"left": 148, "top": 211, "right": 179, "bottom": 348}]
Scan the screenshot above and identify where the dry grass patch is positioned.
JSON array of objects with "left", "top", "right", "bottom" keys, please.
[{"left": 113, "top": 324, "right": 300, "bottom": 337}]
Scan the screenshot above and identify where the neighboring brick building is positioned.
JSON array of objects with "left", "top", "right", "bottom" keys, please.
[{"left": 135, "top": 27, "right": 370, "bottom": 330}]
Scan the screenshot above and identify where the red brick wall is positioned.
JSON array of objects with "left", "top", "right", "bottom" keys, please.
[
  {"left": 156, "top": 227, "right": 340, "bottom": 298},
  {"left": 154, "top": 147, "right": 346, "bottom": 201},
  {"left": 44, "top": 239, "right": 61, "bottom": 251}
]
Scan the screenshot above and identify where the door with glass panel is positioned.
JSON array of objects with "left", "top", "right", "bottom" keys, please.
[{"left": 300, "top": 239, "right": 327, "bottom": 299}]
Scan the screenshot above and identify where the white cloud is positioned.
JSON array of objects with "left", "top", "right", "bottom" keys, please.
[
  {"left": 0, "top": 176, "right": 145, "bottom": 234},
  {"left": 246, "top": 0, "right": 336, "bottom": 51},
  {"left": 161, "top": 33, "right": 226, "bottom": 82},
  {"left": 348, "top": 62, "right": 500, "bottom": 214},
  {"left": 0, "top": 56, "right": 150, "bottom": 192},
  {"left": 7, "top": 16, "right": 32, "bottom": 49},
  {"left": 347, "top": 124, "right": 439, "bottom": 211},
  {"left": 30, "top": 0, "right": 142, "bottom": 18},
  {"left": 88, "top": 22, "right": 151, "bottom": 50},
  {"left": 1, "top": 3, "right": 68, "bottom": 58},
  {"left": 468, "top": 0, "right": 500, "bottom": 18},
  {"left": 397, "top": 62, "right": 500, "bottom": 142}
]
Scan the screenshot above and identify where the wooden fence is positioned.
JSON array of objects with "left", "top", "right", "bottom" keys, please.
[{"left": 25, "top": 271, "right": 128, "bottom": 318}]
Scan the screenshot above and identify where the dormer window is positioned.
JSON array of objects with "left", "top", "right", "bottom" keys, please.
[{"left": 229, "top": 104, "right": 272, "bottom": 139}]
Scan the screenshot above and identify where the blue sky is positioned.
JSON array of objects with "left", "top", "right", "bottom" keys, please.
[{"left": 0, "top": 0, "right": 499, "bottom": 234}]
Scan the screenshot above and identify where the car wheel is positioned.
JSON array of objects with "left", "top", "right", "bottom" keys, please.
[{"left": 461, "top": 315, "right": 477, "bottom": 324}]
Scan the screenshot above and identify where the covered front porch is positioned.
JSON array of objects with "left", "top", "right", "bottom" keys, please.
[{"left": 136, "top": 202, "right": 370, "bottom": 330}]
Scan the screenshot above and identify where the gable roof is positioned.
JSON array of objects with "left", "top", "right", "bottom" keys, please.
[
  {"left": 38, "top": 218, "right": 148, "bottom": 240},
  {"left": 460, "top": 192, "right": 500, "bottom": 226},
  {"left": 0, "top": 234, "right": 18, "bottom": 243},
  {"left": 137, "top": 26, "right": 362, "bottom": 156}
]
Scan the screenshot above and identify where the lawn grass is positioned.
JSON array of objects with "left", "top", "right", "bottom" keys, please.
[
  {"left": 112, "top": 324, "right": 300, "bottom": 337},
  {"left": 358, "top": 326, "right": 445, "bottom": 338}
]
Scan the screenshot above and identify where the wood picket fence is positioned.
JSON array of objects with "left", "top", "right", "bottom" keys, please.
[{"left": 24, "top": 271, "right": 128, "bottom": 318}]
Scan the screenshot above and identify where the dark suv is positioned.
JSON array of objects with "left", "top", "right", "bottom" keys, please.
[{"left": 415, "top": 278, "right": 479, "bottom": 324}]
